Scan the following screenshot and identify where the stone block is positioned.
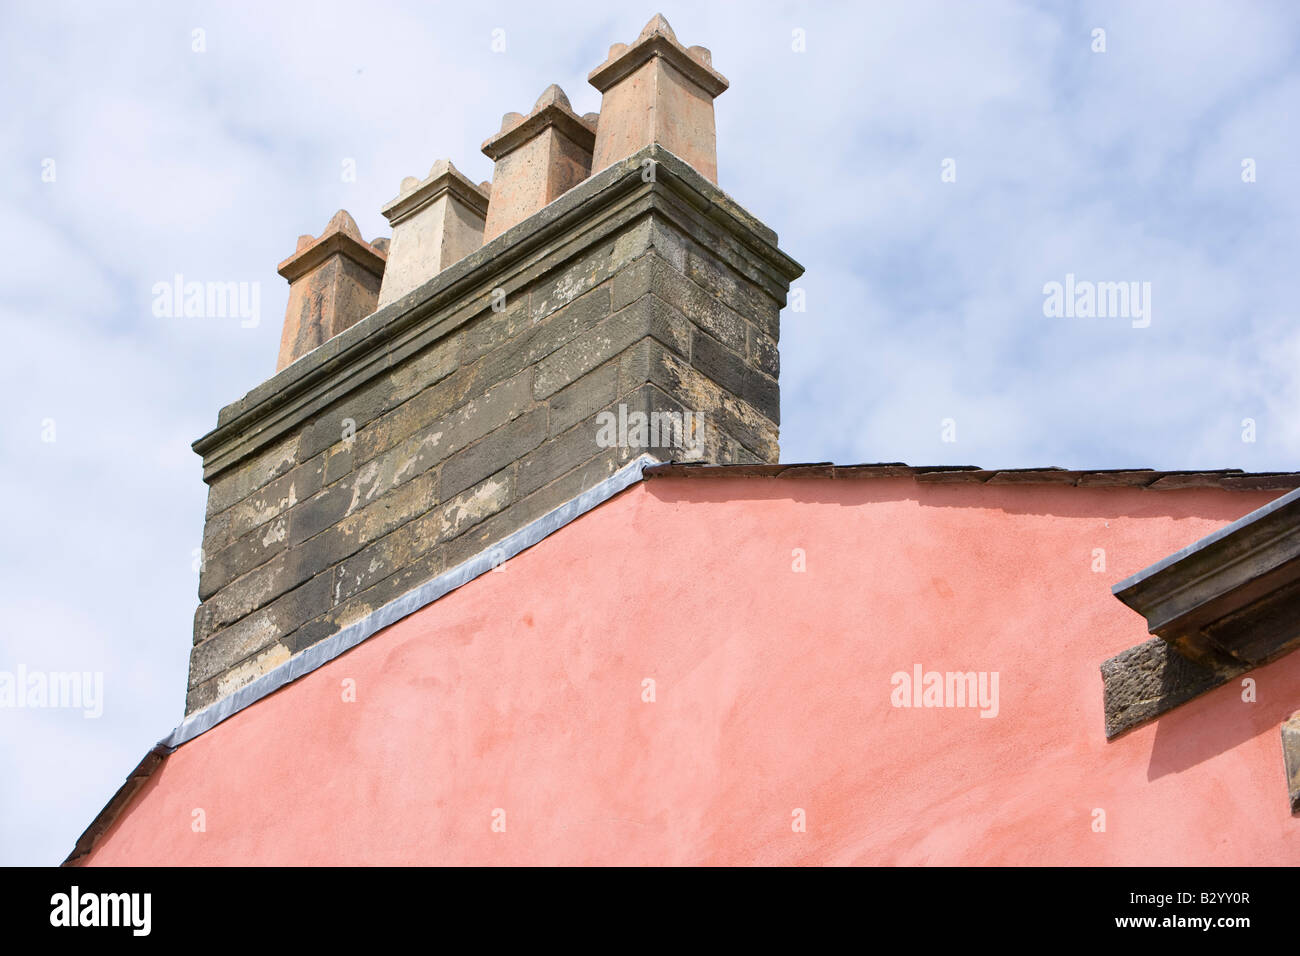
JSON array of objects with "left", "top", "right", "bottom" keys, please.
[
  {"left": 1100, "top": 637, "right": 1239, "bottom": 739},
  {"left": 205, "top": 432, "right": 302, "bottom": 518},
  {"left": 613, "top": 252, "right": 749, "bottom": 358},
  {"left": 439, "top": 407, "right": 547, "bottom": 501},
  {"left": 683, "top": 241, "right": 782, "bottom": 340},
  {"left": 690, "top": 326, "right": 779, "bottom": 426},
  {"left": 297, "top": 335, "right": 460, "bottom": 463},
  {"left": 1282, "top": 712, "right": 1300, "bottom": 813},
  {"left": 528, "top": 219, "right": 653, "bottom": 323},
  {"left": 533, "top": 293, "right": 690, "bottom": 399},
  {"left": 548, "top": 360, "right": 620, "bottom": 436},
  {"left": 202, "top": 452, "right": 325, "bottom": 556},
  {"left": 627, "top": 336, "right": 778, "bottom": 461},
  {"left": 199, "top": 512, "right": 291, "bottom": 600},
  {"left": 190, "top": 573, "right": 332, "bottom": 686}
]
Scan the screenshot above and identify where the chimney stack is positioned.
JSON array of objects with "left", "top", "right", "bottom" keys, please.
[
  {"left": 377, "top": 160, "right": 489, "bottom": 308},
  {"left": 275, "top": 210, "right": 387, "bottom": 371},
  {"left": 480, "top": 85, "right": 597, "bottom": 242},
  {"left": 587, "top": 14, "right": 728, "bottom": 182},
  {"left": 189, "top": 16, "right": 802, "bottom": 717}
]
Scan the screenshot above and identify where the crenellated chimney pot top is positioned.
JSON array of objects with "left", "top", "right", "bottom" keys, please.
[{"left": 588, "top": 13, "right": 728, "bottom": 97}]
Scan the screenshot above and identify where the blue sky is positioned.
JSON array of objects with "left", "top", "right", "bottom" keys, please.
[{"left": 1, "top": 0, "right": 1298, "bottom": 864}]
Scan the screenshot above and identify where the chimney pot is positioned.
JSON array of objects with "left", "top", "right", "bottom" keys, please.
[
  {"left": 190, "top": 20, "right": 803, "bottom": 717},
  {"left": 377, "top": 159, "right": 489, "bottom": 308},
  {"left": 587, "top": 14, "right": 729, "bottom": 182},
  {"left": 480, "top": 84, "right": 596, "bottom": 242},
  {"left": 275, "top": 210, "right": 386, "bottom": 372}
]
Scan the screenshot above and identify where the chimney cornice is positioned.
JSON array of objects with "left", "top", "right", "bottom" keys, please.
[
  {"left": 380, "top": 160, "right": 489, "bottom": 227},
  {"left": 588, "top": 32, "right": 728, "bottom": 98},
  {"left": 481, "top": 96, "right": 596, "bottom": 161},
  {"left": 276, "top": 217, "right": 387, "bottom": 284},
  {"left": 193, "top": 145, "right": 801, "bottom": 479}
]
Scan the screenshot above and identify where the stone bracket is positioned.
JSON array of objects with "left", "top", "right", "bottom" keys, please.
[
  {"left": 1100, "top": 636, "right": 1245, "bottom": 739},
  {"left": 1104, "top": 486, "right": 1300, "bottom": 738}
]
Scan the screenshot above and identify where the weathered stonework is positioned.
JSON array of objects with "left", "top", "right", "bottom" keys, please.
[
  {"left": 1100, "top": 637, "right": 1243, "bottom": 739},
  {"left": 1283, "top": 712, "right": 1300, "bottom": 814},
  {"left": 1105, "top": 486, "right": 1300, "bottom": 736},
  {"left": 188, "top": 145, "right": 803, "bottom": 714}
]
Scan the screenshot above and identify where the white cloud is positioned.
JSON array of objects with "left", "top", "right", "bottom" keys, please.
[{"left": 1, "top": 0, "right": 1297, "bottom": 863}]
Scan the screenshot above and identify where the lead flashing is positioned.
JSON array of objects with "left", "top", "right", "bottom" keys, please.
[
  {"left": 168, "top": 453, "right": 656, "bottom": 748},
  {"left": 64, "top": 454, "right": 657, "bottom": 866}
]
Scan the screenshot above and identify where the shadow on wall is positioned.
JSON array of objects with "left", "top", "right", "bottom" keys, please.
[
  {"left": 1144, "top": 648, "right": 1300, "bottom": 782},
  {"left": 642, "top": 473, "right": 1281, "bottom": 522}
]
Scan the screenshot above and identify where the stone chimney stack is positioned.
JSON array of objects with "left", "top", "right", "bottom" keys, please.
[
  {"left": 275, "top": 210, "right": 387, "bottom": 371},
  {"left": 481, "top": 85, "right": 597, "bottom": 242},
  {"left": 188, "top": 14, "right": 802, "bottom": 716},
  {"left": 377, "top": 160, "right": 489, "bottom": 308},
  {"left": 587, "top": 13, "right": 728, "bottom": 182}
]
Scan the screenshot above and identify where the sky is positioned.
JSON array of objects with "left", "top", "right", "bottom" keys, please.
[{"left": 1, "top": 0, "right": 1298, "bottom": 865}]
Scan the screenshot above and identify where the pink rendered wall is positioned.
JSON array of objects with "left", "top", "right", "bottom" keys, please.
[{"left": 83, "top": 479, "right": 1300, "bottom": 865}]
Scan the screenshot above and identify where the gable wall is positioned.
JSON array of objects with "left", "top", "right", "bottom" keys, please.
[{"left": 82, "top": 478, "right": 1300, "bottom": 865}]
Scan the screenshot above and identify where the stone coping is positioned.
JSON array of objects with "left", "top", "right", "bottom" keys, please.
[
  {"left": 588, "top": 21, "right": 728, "bottom": 97},
  {"left": 193, "top": 145, "right": 801, "bottom": 480},
  {"left": 380, "top": 160, "right": 489, "bottom": 226}
]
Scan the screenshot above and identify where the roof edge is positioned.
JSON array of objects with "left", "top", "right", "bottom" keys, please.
[
  {"left": 64, "top": 454, "right": 658, "bottom": 866},
  {"left": 67, "top": 455, "right": 1300, "bottom": 863},
  {"left": 643, "top": 461, "right": 1300, "bottom": 490}
]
